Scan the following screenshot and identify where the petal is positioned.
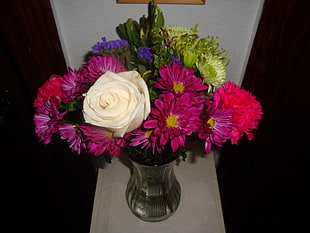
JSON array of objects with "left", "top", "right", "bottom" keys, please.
[
  {"left": 159, "top": 134, "right": 168, "bottom": 146},
  {"left": 177, "top": 135, "right": 186, "bottom": 147},
  {"left": 144, "top": 120, "right": 158, "bottom": 128},
  {"left": 171, "top": 138, "right": 179, "bottom": 152},
  {"left": 204, "top": 138, "right": 212, "bottom": 154},
  {"left": 154, "top": 98, "right": 164, "bottom": 110}
]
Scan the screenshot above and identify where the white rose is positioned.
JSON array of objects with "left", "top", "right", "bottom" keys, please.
[{"left": 83, "top": 71, "right": 151, "bottom": 137}]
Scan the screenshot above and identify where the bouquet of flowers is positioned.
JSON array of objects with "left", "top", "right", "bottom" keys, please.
[{"left": 34, "top": 1, "right": 262, "bottom": 165}]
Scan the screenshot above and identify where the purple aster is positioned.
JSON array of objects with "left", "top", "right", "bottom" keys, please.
[
  {"left": 93, "top": 42, "right": 102, "bottom": 55},
  {"left": 102, "top": 39, "right": 128, "bottom": 50},
  {"left": 34, "top": 96, "right": 66, "bottom": 144},
  {"left": 171, "top": 54, "right": 182, "bottom": 65},
  {"left": 58, "top": 123, "right": 86, "bottom": 154},
  {"left": 198, "top": 99, "right": 235, "bottom": 153},
  {"left": 92, "top": 37, "right": 128, "bottom": 54},
  {"left": 80, "top": 125, "right": 128, "bottom": 157},
  {"left": 84, "top": 56, "right": 127, "bottom": 82},
  {"left": 61, "top": 67, "right": 88, "bottom": 103},
  {"left": 137, "top": 47, "right": 154, "bottom": 63}
]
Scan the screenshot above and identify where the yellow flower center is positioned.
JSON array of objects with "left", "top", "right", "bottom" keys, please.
[
  {"left": 173, "top": 82, "right": 185, "bottom": 93},
  {"left": 105, "top": 131, "right": 113, "bottom": 138},
  {"left": 207, "top": 117, "right": 215, "bottom": 129},
  {"left": 145, "top": 130, "right": 153, "bottom": 138},
  {"left": 166, "top": 115, "right": 178, "bottom": 128}
]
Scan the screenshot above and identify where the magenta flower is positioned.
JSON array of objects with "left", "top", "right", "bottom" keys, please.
[
  {"left": 144, "top": 93, "right": 201, "bottom": 152},
  {"left": 198, "top": 99, "right": 235, "bottom": 153},
  {"left": 58, "top": 123, "right": 86, "bottom": 154},
  {"left": 84, "top": 56, "right": 127, "bottom": 82},
  {"left": 33, "top": 74, "right": 63, "bottom": 108},
  {"left": 129, "top": 126, "right": 164, "bottom": 154},
  {"left": 34, "top": 96, "right": 66, "bottom": 144},
  {"left": 80, "top": 125, "right": 127, "bottom": 157},
  {"left": 61, "top": 68, "right": 88, "bottom": 103},
  {"left": 156, "top": 62, "right": 207, "bottom": 96},
  {"left": 214, "top": 81, "right": 263, "bottom": 144}
]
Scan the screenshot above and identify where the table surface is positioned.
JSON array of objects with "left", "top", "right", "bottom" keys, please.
[{"left": 90, "top": 143, "right": 226, "bottom": 233}]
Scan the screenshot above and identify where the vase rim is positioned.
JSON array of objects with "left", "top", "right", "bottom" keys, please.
[{"left": 129, "top": 157, "right": 177, "bottom": 167}]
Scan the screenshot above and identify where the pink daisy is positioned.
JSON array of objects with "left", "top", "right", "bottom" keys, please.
[
  {"left": 144, "top": 93, "right": 202, "bottom": 152},
  {"left": 156, "top": 62, "right": 207, "bottom": 96},
  {"left": 129, "top": 126, "right": 164, "bottom": 154},
  {"left": 84, "top": 56, "right": 127, "bottom": 82},
  {"left": 58, "top": 123, "right": 86, "bottom": 154},
  {"left": 34, "top": 96, "right": 66, "bottom": 144},
  {"left": 198, "top": 99, "right": 235, "bottom": 153},
  {"left": 214, "top": 81, "right": 263, "bottom": 144},
  {"left": 61, "top": 67, "right": 88, "bottom": 103},
  {"left": 79, "top": 125, "right": 127, "bottom": 157}
]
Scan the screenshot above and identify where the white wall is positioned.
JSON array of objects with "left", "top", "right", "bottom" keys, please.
[{"left": 51, "top": 0, "right": 264, "bottom": 85}]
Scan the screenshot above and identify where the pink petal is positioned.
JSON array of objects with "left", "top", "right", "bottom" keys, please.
[
  {"left": 144, "top": 120, "right": 158, "bottom": 128},
  {"left": 171, "top": 138, "right": 179, "bottom": 152}
]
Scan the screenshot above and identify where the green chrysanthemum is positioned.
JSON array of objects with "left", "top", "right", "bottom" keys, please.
[
  {"left": 163, "top": 24, "right": 198, "bottom": 39},
  {"left": 183, "top": 47, "right": 198, "bottom": 68},
  {"left": 196, "top": 54, "right": 227, "bottom": 90},
  {"left": 162, "top": 25, "right": 229, "bottom": 86}
]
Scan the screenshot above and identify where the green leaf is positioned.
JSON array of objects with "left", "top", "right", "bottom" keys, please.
[
  {"left": 153, "top": 7, "right": 164, "bottom": 30},
  {"left": 149, "top": 0, "right": 164, "bottom": 31},
  {"left": 139, "top": 28, "right": 148, "bottom": 47},
  {"left": 126, "top": 19, "right": 140, "bottom": 47},
  {"left": 116, "top": 23, "right": 128, "bottom": 41},
  {"left": 59, "top": 100, "right": 77, "bottom": 112}
]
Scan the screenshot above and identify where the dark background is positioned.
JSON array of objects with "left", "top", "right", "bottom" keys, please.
[
  {"left": 218, "top": 1, "right": 310, "bottom": 232},
  {"left": 1, "top": 0, "right": 309, "bottom": 232},
  {"left": 1, "top": 1, "right": 96, "bottom": 233}
]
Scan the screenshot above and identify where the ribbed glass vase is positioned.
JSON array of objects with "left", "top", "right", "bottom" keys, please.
[{"left": 126, "top": 158, "right": 181, "bottom": 222}]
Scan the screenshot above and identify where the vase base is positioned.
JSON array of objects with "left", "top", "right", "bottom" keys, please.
[
  {"left": 127, "top": 181, "right": 181, "bottom": 222},
  {"left": 133, "top": 212, "right": 174, "bottom": 222}
]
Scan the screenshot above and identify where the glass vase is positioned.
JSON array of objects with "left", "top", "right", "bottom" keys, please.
[{"left": 125, "top": 158, "right": 181, "bottom": 222}]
